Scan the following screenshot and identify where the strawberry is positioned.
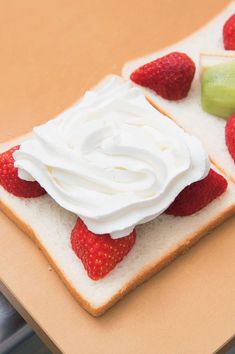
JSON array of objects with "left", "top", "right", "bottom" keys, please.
[
  {"left": 165, "top": 169, "right": 227, "bottom": 216},
  {"left": 225, "top": 114, "right": 235, "bottom": 162},
  {"left": 223, "top": 14, "right": 235, "bottom": 50},
  {"left": 71, "top": 218, "right": 136, "bottom": 280},
  {"left": 0, "top": 145, "right": 46, "bottom": 198},
  {"left": 130, "top": 52, "right": 196, "bottom": 100}
]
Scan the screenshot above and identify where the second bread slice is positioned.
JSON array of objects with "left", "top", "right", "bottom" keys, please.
[{"left": 122, "top": 1, "right": 235, "bottom": 182}]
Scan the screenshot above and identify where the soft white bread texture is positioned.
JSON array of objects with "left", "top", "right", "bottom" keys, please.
[
  {"left": 1, "top": 136, "right": 235, "bottom": 316},
  {"left": 122, "top": 1, "right": 235, "bottom": 183}
]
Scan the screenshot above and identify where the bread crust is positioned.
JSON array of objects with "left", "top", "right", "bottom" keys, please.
[{"left": 0, "top": 192, "right": 234, "bottom": 316}]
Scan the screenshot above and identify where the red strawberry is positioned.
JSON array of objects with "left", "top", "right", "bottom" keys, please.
[
  {"left": 223, "top": 14, "right": 235, "bottom": 50},
  {"left": 0, "top": 145, "right": 46, "bottom": 198},
  {"left": 165, "top": 169, "right": 227, "bottom": 216},
  {"left": 225, "top": 114, "right": 235, "bottom": 162},
  {"left": 71, "top": 218, "right": 136, "bottom": 280},
  {"left": 130, "top": 52, "right": 196, "bottom": 100}
]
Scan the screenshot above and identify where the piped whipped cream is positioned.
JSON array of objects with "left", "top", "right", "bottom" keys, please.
[{"left": 14, "top": 75, "right": 210, "bottom": 238}]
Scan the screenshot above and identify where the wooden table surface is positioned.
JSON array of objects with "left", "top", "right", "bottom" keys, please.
[{"left": 0, "top": 0, "right": 234, "bottom": 353}]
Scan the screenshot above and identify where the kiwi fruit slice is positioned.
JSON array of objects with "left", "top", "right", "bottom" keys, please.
[{"left": 201, "top": 61, "right": 235, "bottom": 119}]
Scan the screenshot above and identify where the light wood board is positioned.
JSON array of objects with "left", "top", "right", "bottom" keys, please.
[{"left": 0, "top": 0, "right": 234, "bottom": 353}]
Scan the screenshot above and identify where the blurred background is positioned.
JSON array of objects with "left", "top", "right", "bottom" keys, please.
[{"left": 0, "top": 293, "right": 50, "bottom": 353}]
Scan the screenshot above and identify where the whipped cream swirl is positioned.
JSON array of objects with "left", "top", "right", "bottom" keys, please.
[{"left": 14, "top": 75, "right": 210, "bottom": 238}]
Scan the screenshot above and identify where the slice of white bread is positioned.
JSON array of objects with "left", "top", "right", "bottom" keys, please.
[
  {"left": 122, "top": 1, "right": 235, "bottom": 183},
  {"left": 1, "top": 135, "right": 235, "bottom": 316}
]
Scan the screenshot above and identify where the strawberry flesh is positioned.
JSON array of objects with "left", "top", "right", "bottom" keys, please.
[
  {"left": 130, "top": 51, "right": 196, "bottom": 100},
  {"left": 0, "top": 145, "right": 46, "bottom": 198},
  {"left": 225, "top": 114, "right": 235, "bottom": 162},
  {"left": 71, "top": 218, "right": 136, "bottom": 280},
  {"left": 165, "top": 169, "right": 227, "bottom": 216},
  {"left": 223, "top": 14, "right": 235, "bottom": 50}
]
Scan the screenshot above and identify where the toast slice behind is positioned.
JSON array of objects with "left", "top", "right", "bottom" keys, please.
[
  {"left": 122, "top": 1, "right": 235, "bottom": 183},
  {"left": 0, "top": 135, "right": 235, "bottom": 316}
]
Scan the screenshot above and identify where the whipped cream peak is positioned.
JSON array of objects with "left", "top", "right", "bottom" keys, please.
[{"left": 14, "top": 75, "right": 210, "bottom": 238}]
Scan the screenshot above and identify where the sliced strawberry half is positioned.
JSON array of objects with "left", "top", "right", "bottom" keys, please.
[
  {"left": 223, "top": 14, "right": 235, "bottom": 50},
  {"left": 165, "top": 169, "right": 227, "bottom": 216},
  {"left": 225, "top": 114, "right": 235, "bottom": 162},
  {"left": 0, "top": 145, "right": 46, "bottom": 198},
  {"left": 71, "top": 218, "right": 136, "bottom": 280},
  {"left": 130, "top": 52, "right": 196, "bottom": 100}
]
